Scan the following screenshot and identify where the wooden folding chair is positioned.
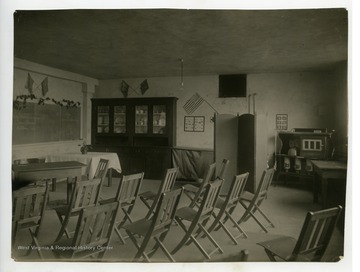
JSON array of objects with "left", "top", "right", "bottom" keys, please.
[
  {"left": 99, "top": 172, "right": 144, "bottom": 244},
  {"left": 53, "top": 178, "right": 101, "bottom": 242},
  {"left": 122, "top": 188, "right": 183, "bottom": 262},
  {"left": 70, "top": 158, "right": 109, "bottom": 202},
  {"left": 52, "top": 202, "right": 120, "bottom": 260},
  {"left": 139, "top": 167, "right": 178, "bottom": 218},
  {"left": 207, "top": 172, "right": 249, "bottom": 244},
  {"left": 12, "top": 183, "right": 50, "bottom": 259},
  {"left": 217, "top": 158, "right": 230, "bottom": 180},
  {"left": 257, "top": 205, "right": 343, "bottom": 261},
  {"left": 183, "top": 162, "right": 217, "bottom": 207},
  {"left": 183, "top": 159, "right": 229, "bottom": 204},
  {"left": 171, "top": 179, "right": 224, "bottom": 260},
  {"left": 237, "top": 168, "right": 275, "bottom": 233}
]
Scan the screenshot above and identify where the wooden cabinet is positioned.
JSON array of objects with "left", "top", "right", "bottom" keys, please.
[
  {"left": 275, "top": 130, "right": 334, "bottom": 178},
  {"left": 91, "top": 97, "right": 177, "bottom": 179},
  {"left": 237, "top": 114, "right": 268, "bottom": 193}
]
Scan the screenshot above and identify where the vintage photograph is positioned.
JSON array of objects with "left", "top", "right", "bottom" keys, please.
[{"left": 2, "top": 3, "right": 353, "bottom": 271}]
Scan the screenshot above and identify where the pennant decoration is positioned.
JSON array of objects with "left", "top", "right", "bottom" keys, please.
[
  {"left": 25, "top": 73, "right": 34, "bottom": 95},
  {"left": 183, "top": 92, "right": 204, "bottom": 114},
  {"left": 41, "top": 77, "right": 49, "bottom": 96},
  {"left": 140, "top": 79, "right": 149, "bottom": 95},
  {"left": 120, "top": 80, "right": 129, "bottom": 98}
]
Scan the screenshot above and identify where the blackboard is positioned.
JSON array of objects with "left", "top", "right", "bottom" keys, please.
[{"left": 12, "top": 103, "right": 81, "bottom": 144}]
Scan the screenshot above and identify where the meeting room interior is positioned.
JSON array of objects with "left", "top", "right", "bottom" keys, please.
[{"left": 8, "top": 8, "right": 349, "bottom": 266}]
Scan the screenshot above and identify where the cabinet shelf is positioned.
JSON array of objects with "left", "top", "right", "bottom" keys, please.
[{"left": 91, "top": 97, "right": 177, "bottom": 179}]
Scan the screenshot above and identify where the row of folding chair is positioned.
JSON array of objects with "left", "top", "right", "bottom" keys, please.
[
  {"left": 11, "top": 159, "right": 111, "bottom": 259},
  {"left": 12, "top": 159, "right": 277, "bottom": 262}
]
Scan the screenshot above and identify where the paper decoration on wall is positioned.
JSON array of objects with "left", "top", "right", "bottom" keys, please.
[
  {"left": 41, "top": 77, "right": 49, "bottom": 96},
  {"left": 13, "top": 94, "right": 80, "bottom": 110},
  {"left": 25, "top": 73, "right": 34, "bottom": 94},
  {"left": 276, "top": 114, "right": 288, "bottom": 130},
  {"left": 183, "top": 93, "right": 204, "bottom": 114},
  {"left": 120, "top": 79, "right": 150, "bottom": 97},
  {"left": 184, "top": 116, "right": 205, "bottom": 132},
  {"left": 120, "top": 80, "right": 129, "bottom": 98},
  {"left": 140, "top": 79, "right": 149, "bottom": 95}
]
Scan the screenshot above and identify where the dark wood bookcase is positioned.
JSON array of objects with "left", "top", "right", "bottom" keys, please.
[{"left": 91, "top": 97, "right": 177, "bottom": 179}]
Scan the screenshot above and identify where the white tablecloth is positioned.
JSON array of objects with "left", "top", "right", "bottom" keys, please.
[{"left": 45, "top": 152, "right": 121, "bottom": 178}]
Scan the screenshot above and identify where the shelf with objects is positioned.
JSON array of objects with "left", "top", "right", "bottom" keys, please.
[
  {"left": 275, "top": 128, "right": 334, "bottom": 183},
  {"left": 91, "top": 97, "right": 177, "bottom": 179}
]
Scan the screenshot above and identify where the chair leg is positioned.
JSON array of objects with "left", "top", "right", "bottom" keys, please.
[
  {"left": 183, "top": 190, "right": 195, "bottom": 202},
  {"left": 55, "top": 213, "right": 72, "bottom": 242},
  {"left": 198, "top": 223, "right": 223, "bottom": 255},
  {"left": 207, "top": 210, "right": 223, "bottom": 233},
  {"left": 238, "top": 202, "right": 269, "bottom": 233},
  {"left": 224, "top": 210, "right": 248, "bottom": 239},
  {"left": 140, "top": 197, "right": 153, "bottom": 211},
  {"left": 113, "top": 207, "right": 135, "bottom": 244},
  {"left": 237, "top": 201, "right": 253, "bottom": 224},
  {"left": 126, "top": 230, "right": 151, "bottom": 262},
  {"left": 254, "top": 204, "right": 275, "bottom": 228},
  {"left": 264, "top": 248, "right": 278, "bottom": 261},
  {"left": 171, "top": 218, "right": 198, "bottom": 255},
  {"left": 172, "top": 218, "right": 223, "bottom": 260},
  {"left": 114, "top": 226, "right": 126, "bottom": 244},
  {"left": 28, "top": 229, "right": 44, "bottom": 259},
  {"left": 154, "top": 236, "right": 176, "bottom": 262}
]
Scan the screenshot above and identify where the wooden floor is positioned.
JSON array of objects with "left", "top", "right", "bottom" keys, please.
[{"left": 11, "top": 177, "right": 345, "bottom": 263}]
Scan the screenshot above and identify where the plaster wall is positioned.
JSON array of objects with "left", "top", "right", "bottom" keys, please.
[
  {"left": 98, "top": 69, "right": 344, "bottom": 163},
  {"left": 12, "top": 58, "right": 98, "bottom": 160}
]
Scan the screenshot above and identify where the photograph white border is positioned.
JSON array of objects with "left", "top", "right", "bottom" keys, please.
[{"left": 1, "top": 1, "right": 357, "bottom": 272}]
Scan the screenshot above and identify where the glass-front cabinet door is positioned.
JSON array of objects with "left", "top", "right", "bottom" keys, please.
[
  {"left": 153, "top": 105, "right": 167, "bottom": 134},
  {"left": 97, "top": 106, "right": 110, "bottom": 133},
  {"left": 135, "top": 105, "right": 148, "bottom": 134},
  {"left": 113, "top": 105, "right": 126, "bottom": 134}
]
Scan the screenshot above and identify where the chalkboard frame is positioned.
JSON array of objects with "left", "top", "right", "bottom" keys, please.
[{"left": 12, "top": 102, "right": 81, "bottom": 144}]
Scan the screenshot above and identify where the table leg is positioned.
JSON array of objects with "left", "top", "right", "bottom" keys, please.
[
  {"left": 313, "top": 173, "right": 319, "bottom": 203},
  {"left": 52, "top": 178, "right": 57, "bottom": 192},
  {"left": 108, "top": 168, "right": 113, "bottom": 187},
  {"left": 66, "top": 177, "right": 72, "bottom": 204},
  {"left": 321, "top": 176, "right": 328, "bottom": 209}
]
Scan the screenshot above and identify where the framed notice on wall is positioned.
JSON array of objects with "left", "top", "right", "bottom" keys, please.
[
  {"left": 276, "top": 114, "right": 288, "bottom": 130},
  {"left": 184, "top": 116, "right": 205, "bottom": 132}
]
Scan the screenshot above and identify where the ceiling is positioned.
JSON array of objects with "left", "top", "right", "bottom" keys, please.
[{"left": 14, "top": 8, "right": 348, "bottom": 80}]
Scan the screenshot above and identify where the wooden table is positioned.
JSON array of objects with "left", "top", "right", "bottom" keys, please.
[
  {"left": 12, "top": 161, "right": 86, "bottom": 202},
  {"left": 311, "top": 160, "right": 347, "bottom": 208},
  {"left": 45, "top": 152, "right": 122, "bottom": 186}
]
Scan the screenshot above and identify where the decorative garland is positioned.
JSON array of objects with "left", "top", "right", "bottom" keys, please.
[{"left": 13, "top": 94, "right": 81, "bottom": 110}]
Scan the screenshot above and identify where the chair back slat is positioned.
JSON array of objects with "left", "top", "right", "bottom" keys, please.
[
  {"left": 152, "top": 188, "right": 183, "bottom": 232},
  {"left": 93, "top": 159, "right": 109, "bottom": 180},
  {"left": 159, "top": 167, "right": 178, "bottom": 193},
  {"left": 12, "top": 185, "right": 49, "bottom": 223},
  {"left": 71, "top": 179, "right": 101, "bottom": 212},
  {"left": 258, "top": 168, "right": 274, "bottom": 198},
  {"left": 200, "top": 179, "right": 223, "bottom": 216},
  {"left": 12, "top": 184, "right": 49, "bottom": 242},
  {"left": 190, "top": 163, "right": 217, "bottom": 207},
  {"left": 252, "top": 168, "right": 275, "bottom": 204},
  {"left": 227, "top": 173, "right": 249, "bottom": 206},
  {"left": 292, "top": 205, "right": 343, "bottom": 261},
  {"left": 72, "top": 202, "right": 119, "bottom": 258},
  {"left": 116, "top": 172, "right": 144, "bottom": 205},
  {"left": 145, "top": 168, "right": 178, "bottom": 218}
]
